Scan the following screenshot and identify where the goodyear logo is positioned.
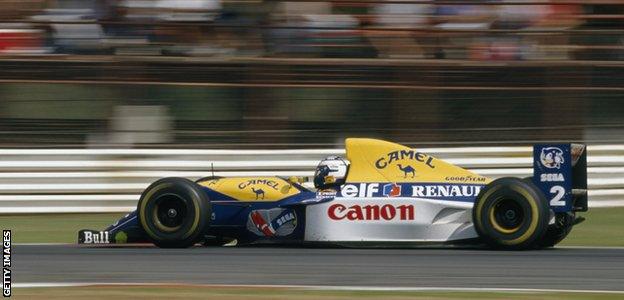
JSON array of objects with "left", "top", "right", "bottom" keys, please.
[
  {"left": 374, "top": 150, "right": 436, "bottom": 170},
  {"left": 444, "top": 175, "right": 487, "bottom": 183}
]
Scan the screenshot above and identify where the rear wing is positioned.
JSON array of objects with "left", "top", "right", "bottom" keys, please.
[{"left": 533, "top": 144, "right": 588, "bottom": 212}]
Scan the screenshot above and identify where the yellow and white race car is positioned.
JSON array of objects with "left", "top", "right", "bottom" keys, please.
[{"left": 79, "top": 138, "right": 588, "bottom": 250}]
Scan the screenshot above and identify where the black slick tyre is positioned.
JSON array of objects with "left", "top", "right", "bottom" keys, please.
[
  {"left": 137, "top": 177, "right": 210, "bottom": 248},
  {"left": 520, "top": 177, "right": 575, "bottom": 248},
  {"left": 473, "top": 177, "right": 549, "bottom": 250}
]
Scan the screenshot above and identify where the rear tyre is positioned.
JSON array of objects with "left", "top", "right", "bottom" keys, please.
[
  {"left": 473, "top": 177, "right": 549, "bottom": 250},
  {"left": 137, "top": 177, "right": 211, "bottom": 248},
  {"left": 520, "top": 177, "right": 575, "bottom": 248}
]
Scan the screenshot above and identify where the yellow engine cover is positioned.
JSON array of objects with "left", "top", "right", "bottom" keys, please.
[{"left": 345, "top": 138, "right": 490, "bottom": 184}]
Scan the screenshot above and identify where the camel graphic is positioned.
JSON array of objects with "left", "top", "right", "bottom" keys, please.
[
  {"left": 251, "top": 187, "right": 265, "bottom": 200},
  {"left": 397, "top": 164, "right": 416, "bottom": 178}
]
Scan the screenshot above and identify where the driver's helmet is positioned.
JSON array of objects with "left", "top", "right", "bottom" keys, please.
[{"left": 314, "top": 156, "right": 350, "bottom": 190}]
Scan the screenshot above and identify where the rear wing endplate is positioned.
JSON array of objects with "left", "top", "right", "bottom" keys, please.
[{"left": 533, "top": 144, "right": 588, "bottom": 212}]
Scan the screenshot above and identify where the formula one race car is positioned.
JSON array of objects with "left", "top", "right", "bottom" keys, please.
[{"left": 79, "top": 138, "right": 588, "bottom": 250}]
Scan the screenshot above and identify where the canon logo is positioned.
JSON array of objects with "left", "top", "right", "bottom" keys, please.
[{"left": 328, "top": 203, "right": 415, "bottom": 221}]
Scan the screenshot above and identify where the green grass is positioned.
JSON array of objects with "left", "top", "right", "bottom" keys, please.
[
  {"left": 0, "top": 207, "right": 622, "bottom": 246},
  {"left": 0, "top": 213, "right": 125, "bottom": 243},
  {"left": 10, "top": 286, "right": 624, "bottom": 300},
  {"left": 560, "top": 207, "right": 624, "bottom": 247}
]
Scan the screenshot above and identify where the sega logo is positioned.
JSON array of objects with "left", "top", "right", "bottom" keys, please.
[
  {"left": 540, "top": 147, "right": 565, "bottom": 169},
  {"left": 275, "top": 212, "right": 296, "bottom": 227},
  {"left": 248, "top": 208, "right": 297, "bottom": 237},
  {"left": 540, "top": 173, "right": 564, "bottom": 182},
  {"left": 328, "top": 203, "right": 415, "bottom": 221}
]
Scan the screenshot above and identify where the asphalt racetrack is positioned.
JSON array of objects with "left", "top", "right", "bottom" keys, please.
[{"left": 14, "top": 245, "right": 624, "bottom": 291}]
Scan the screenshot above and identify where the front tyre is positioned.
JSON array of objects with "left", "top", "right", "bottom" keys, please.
[
  {"left": 473, "top": 177, "right": 549, "bottom": 250},
  {"left": 137, "top": 177, "right": 210, "bottom": 248}
]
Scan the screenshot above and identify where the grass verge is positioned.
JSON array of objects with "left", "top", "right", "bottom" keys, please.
[
  {"left": 0, "top": 213, "right": 125, "bottom": 243},
  {"left": 10, "top": 286, "right": 624, "bottom": 300},
  {"left": 559, "top": 207, "right": 624, "bottom": 247},
  {"left": 0, "top": 207, "right": 622, "bottom": 246}
]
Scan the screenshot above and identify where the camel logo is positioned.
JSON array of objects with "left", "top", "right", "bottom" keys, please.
[
  {"left": 251, "top": 187, "right": 265, "bottom": 200},
  {"left": 397, "top": 164, "right": 416, "bottom": 178},
  {"left": 375, "top": 150, "right": 435, "bottom": 170},
  {"left": 540, "top": 147, "right": 564, "bottom": 169},
  {"left": 238, "top": 179, "right": 280, "bottom": 201}
]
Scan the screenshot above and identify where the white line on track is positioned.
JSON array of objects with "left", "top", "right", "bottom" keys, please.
[
  {"left": 12, "top": 243, "right": 624, "bottom": 250},
  {"left": 13, "top": 282, "right": 624, "bottom": 294},
  {"left": 558, "top": 245, "right": 624, "bottom": 250},
  {"left": 13, "top": 243, "right": 72, "bottom": 246},
  {"left": 11, "top": 283, "right": 624, "bottom": 294}
]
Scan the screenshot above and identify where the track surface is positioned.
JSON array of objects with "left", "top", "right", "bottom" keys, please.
[{"left": 13, "top": 245, "right": 624, "bottom": 291}]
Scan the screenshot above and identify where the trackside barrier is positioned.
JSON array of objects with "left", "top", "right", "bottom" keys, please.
[{"left": 0, "top": 145, "right": 623, "bottom": 213}]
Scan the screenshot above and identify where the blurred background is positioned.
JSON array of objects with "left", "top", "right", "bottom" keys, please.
[{"left": 0, "top": 0, "right": 622, "bottom": 148}]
